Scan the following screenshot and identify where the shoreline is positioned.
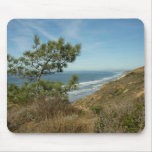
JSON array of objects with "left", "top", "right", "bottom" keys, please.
[{"left": 72, "top": 71, "right": 126, "bottom": 103}]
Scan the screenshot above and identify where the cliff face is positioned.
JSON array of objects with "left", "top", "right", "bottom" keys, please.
[{"left": 74, "top": 67, "right": 145, "bottom": 133}]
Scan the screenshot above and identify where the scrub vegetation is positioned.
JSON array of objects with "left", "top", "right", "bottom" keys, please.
[{"left": 7, "top": 35, "right": 144, "bottom": 133}]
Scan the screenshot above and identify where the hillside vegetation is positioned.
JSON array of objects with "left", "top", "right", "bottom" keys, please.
[
  {"left": 7, "top": 67, "right": 144, "bottom": 133},
  {"left": 74, "top": 67, "right": 145, "bottom": 133}
]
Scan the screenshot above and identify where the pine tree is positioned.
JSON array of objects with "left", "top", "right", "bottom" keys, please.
[
  {"left": 8, "top": 35, "right": 81, "bottom": 82},
  {"left": 7, "top": 35, "right": 81, "bottom": 103}
]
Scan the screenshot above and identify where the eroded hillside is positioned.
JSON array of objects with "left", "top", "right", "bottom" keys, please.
[{"left": 73, "top": 67, "right": 145, "bottom": 132}]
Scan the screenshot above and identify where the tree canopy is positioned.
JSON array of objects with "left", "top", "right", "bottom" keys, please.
[
  {"left": 7, "top": 35, "right": 81, "bottom": 81},
  {"left": 7, "top": 35, "right": 81, "bottom": 103}
]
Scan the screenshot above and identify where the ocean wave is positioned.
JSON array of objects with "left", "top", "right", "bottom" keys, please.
[
  {"left": 68, "top": 71, "right": 124, "bottom": 102},
  {"left": 68, "top": 88, "right": 93, "bottom": 95},
  {"left": 78, "top": 72, "right": 123, "bottom": 88}
]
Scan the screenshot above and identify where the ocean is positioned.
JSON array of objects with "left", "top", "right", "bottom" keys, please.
[{"left": 7, "top": 70, "right": 124, "bottom": 102}]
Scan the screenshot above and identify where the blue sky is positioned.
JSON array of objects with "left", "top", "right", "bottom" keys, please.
[{"left": 7, "top": 19, "right": 144, "bottom": 71}]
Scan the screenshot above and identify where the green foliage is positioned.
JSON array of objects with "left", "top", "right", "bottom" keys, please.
[
  {"left": 91, "top": 106, "right": 103, "bottom": 115},
  {"left": 7, "top": 82, "right": 36, "bottom": 104},
  {"left": 126, "top": 72, "right": 135, "bottom": 77},
  {"left": 94, "top": 103, "right": 144, "bottom": 133},
  {"left": 94, "top": 115, "right": 105, "bottom": 133},
  {"left": 65, "top": 75, "right": 79, "bottom": 91},
  {"left": 7, "top": 35, "right": 81, "bottom": 104},
  {"left": 121, "top": 103, "right": 145, "bottom": 133},
  {"left": 7, "top": 35, "right": 81, "bottom": 82},
  {"left": 110, "top": 88, "right": 123, "bottom": 96},
  {"left": 8, "top": 75, "right": 79, "bottom": 104}
]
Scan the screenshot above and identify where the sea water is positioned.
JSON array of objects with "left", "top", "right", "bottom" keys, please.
[{"left": 7, "top": 70, "right": 124, "bottom": 102}]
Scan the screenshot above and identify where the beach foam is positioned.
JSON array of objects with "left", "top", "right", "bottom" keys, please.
[{"left": 68, "top": 71, "right": 124, "bottom": 102}]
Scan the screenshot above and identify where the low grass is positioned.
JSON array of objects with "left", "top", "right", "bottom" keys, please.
[{"left": 7, "top": 97, "right": 95, "bottom": 133}]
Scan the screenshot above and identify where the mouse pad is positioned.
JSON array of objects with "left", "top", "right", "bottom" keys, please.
[{"left": 7, "top": 19, "right": 144, "bottom": 133}]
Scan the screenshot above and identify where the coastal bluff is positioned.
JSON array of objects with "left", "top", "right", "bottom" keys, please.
[{"left": 73, "top": 67, "right": 144, "bottom": 132}]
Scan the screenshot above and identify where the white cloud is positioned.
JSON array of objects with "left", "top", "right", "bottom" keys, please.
[
  {"left": 9, "top": 36, "right": 32, "bottom": 56},
  {"left": 82, "top": 41, "right": 105, "bottom": 52},
  {"left": 8, "top": 20, "right": 58, "bottom": 56},
  {"left": 57, "top": 20, "right": 83, "bottom": 39},
  {"left": 17, "top": 20, "right": 56, "bottom": 40},
  {"left": 27, "top": 23, "right": 56, "bottom": 40}
]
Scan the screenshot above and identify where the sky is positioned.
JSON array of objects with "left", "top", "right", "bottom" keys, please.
[{"left": 7, "top": 19, "right": 144, "bottom": 71}]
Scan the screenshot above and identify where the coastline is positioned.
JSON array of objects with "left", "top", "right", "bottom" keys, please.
[
  {"left": 72, "top": 71, "right": 126, "bottom": 103},
  {"left": 73, "top": 67, "right": 144, "bottom": 109}
]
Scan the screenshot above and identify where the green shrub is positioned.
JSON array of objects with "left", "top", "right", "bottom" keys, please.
[
  {"left": 91, "top": 106, "right": 103, "bottom": 115},
  {"left": 121, "top": 103, "right": 144, "bottom": 133},
  {"left": 94, "top": 115, "right": 105, "bottom": 132},
  {"left": 7, "top": 75, "right": 79, "bottom": 104},
  {"left": 7, "top": 82, "right": 36, "bottom": 104}
]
